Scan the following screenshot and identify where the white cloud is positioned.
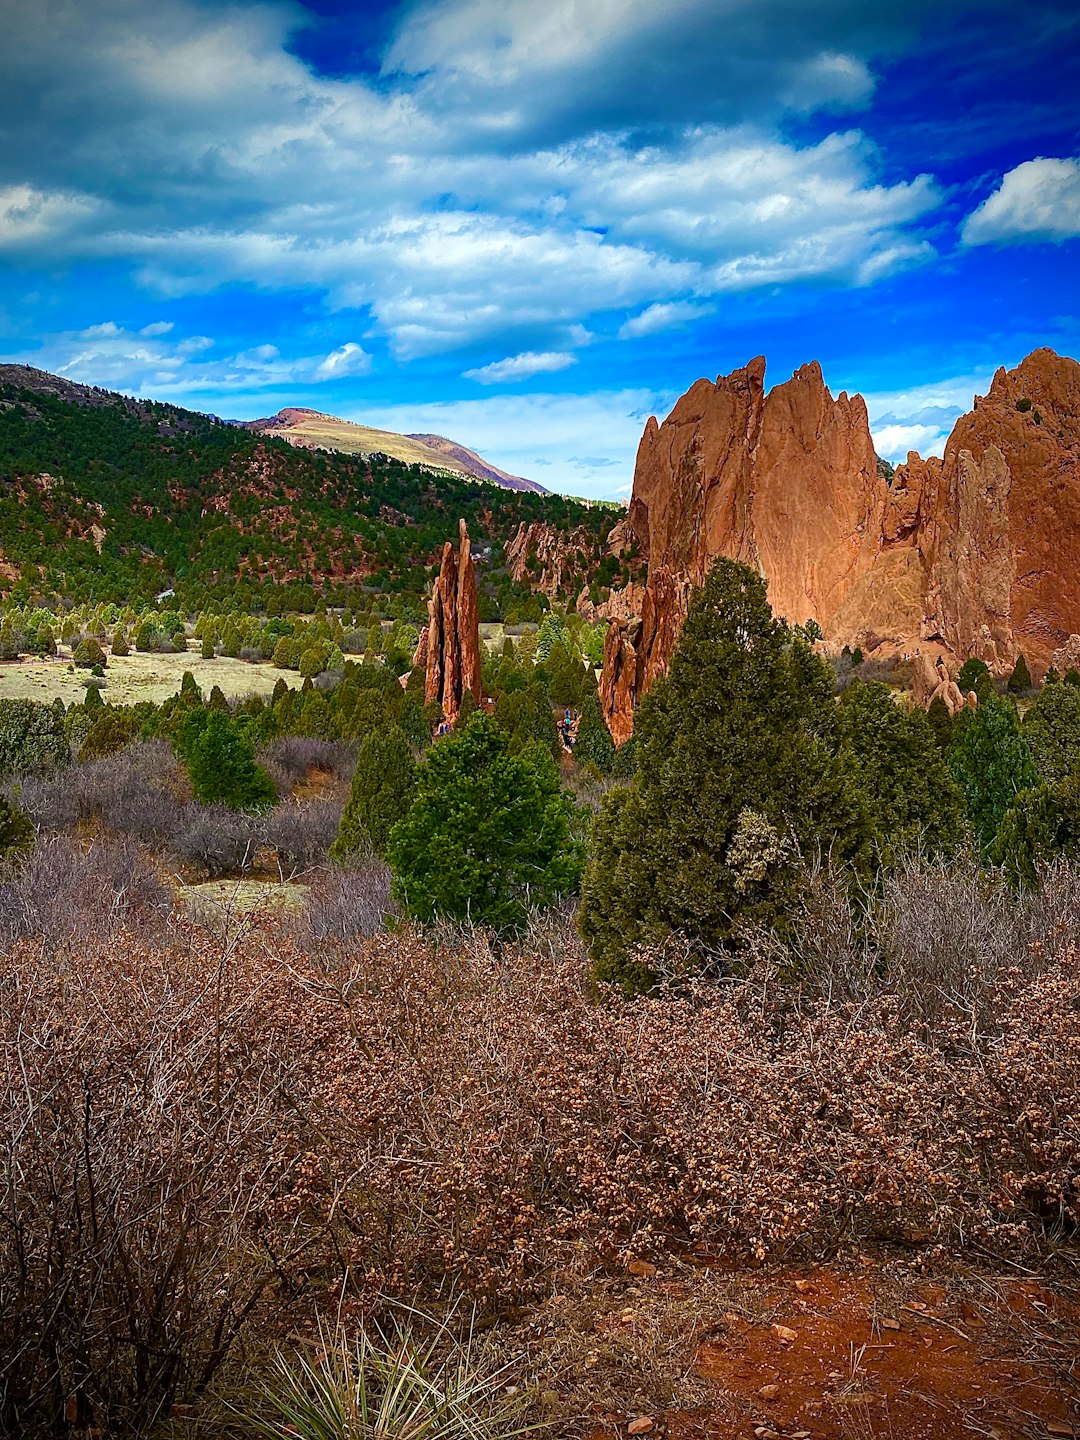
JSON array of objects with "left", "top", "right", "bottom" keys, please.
[
  {"left": 0, "top": 0, "right": 945, "bottom": 362},
  {"left": 314, "top": 342, "right": 371, "bottom": 378},
  {"left": 861, "top": 373, "right": 991, "bottom": 421},
  {"left": 19, "top": 323, "right": 372, "bottom": 396},
  {"left": 870, "top": 422, "right": 950, "bottom": 463},
  {"left": 384, "top": 0, "right": 926, "bottom": 140},
  {"left": 962, "top": 157, "right": 1080, "bottom": 246},
  {"left": 619, "top": 300, "right": 714, "bottom": 339},
  {"left": 862, "top": 368, "right": 997, "bottom": 463},
  {"left": 0, "top": 183, "right": 99, "bottom": 250},
  {"left": 464, "top": 350, "right": 577, "bottom": 384}
]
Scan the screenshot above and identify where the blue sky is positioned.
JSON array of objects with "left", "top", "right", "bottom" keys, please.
[{"left": 0, "top": 0, "right": 1077, "bottom": 499}]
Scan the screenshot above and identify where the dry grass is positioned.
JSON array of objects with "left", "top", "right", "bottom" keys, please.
[
  {"left": 183, "top": 876, "right": 311, "bottom": 921},
  {"left": 256, "top": 410, "right": 478, "bottom": 473},
  {"left": 0, "top": 648, "right": 301, "bottom": 706}
]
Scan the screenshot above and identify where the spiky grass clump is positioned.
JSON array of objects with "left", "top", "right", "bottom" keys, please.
[{"left": 244, "top": 1315, "right": 536, "bottom": 1440}]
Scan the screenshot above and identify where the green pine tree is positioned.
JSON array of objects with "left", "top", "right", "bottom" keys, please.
[
  {"left": 330, "top": 725, "right": 418, "bottom": 860},
  {"left": 387, "top": 712, "right": 584, "bottom": 932},
  {"left": 991, "top": 773, "right": 1080, "bottom": 884},
  {"left": 72, "top": 636, "right": 107, "bottom": 669},
  {"left": 176, "top": 710, "right": 276, "bottom": 811},
  {"left": 575, "top": 687, "right": 615, "bottom": 773},
  {"left": 1021, "top": 679, "right": 1080, "bottom": 786},
  {"left": 926, "top": 695, "right": 955, "bottom": 751},
  {"left": 0, "top": 794, "right": 33, "bottom": 861},
  {"left": 837, "top": 679, "right": 967, "bottom": 865},
  {"left": 1008, "top": 652, "right": 1033, "bottom": 693},
  {"left": 399, "top": 694, "right": 431, "bottom": 751},
  {"left": 947, "top": 691, "right": 1039, "bottom": 855},
  {"left": 578, "top": 558, "right": 872, "bottom": 994}
]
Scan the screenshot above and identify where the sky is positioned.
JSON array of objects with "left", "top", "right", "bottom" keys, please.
[{"left": 0, "top": 0, "right": 1077, "bottom": 499}]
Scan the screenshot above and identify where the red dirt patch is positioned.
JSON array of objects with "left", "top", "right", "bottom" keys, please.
[
  {"left": 591, "top": 1264, "right": 1078, "bottom": 1440},
  {"left": 292, "top": 764, "right": 338, "bottom": 800},
  {"left": 694, "top": 1268, "right": 1075, "bottom": 1440}
]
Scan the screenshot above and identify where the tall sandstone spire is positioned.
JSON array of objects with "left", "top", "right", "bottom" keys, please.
[
  {"left": 601, "top": 348, "right": 1080, "bottom": 742},
  {"left": 413, "top": 519, "right": 482, "bottom": 724}
]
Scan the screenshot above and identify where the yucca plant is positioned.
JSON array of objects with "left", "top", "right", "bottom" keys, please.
[{"left": 241, "top": 1311, "right": 539, "bottom": 1440}]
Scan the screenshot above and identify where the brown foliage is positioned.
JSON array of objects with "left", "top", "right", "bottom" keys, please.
[{"left": 2, "top": 886, "right": 1079, "bottom": 1434}]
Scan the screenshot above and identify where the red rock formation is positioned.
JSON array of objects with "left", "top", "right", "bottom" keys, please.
[
  {"left": 505, "top": 520, "right": 594, "bottom": 601},
  {"left": 911, "top": 652, "right": 972, "bottom": 718},
  {"left": 414, "top": 520, "right": 482, "bottom": 724},
  {"left": 599, "top": 618, "right": 639, "bottom": 748},
  {"left": 1051, "top": 635, "right": 1080, "bottom": 675},
  {"left": 601, "top": 348, "right": 1080, "bottom": 740}
]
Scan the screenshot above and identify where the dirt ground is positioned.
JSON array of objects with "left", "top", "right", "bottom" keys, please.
[
  {"left": 0, "top": 649, "right": 302, "bottom": 707},
  {"left": 520, "top": 1255, "right": 1079, "bottom": 1440}
]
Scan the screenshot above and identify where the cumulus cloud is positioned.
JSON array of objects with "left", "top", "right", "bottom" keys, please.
[
  {"left": 464, "top": 351, "right": 577, "bottom": 383},
  {"left": 0, "top": 0, "right": 946, "bottom": 362},
  {"left": 18, "top": 323, "right": 372, "bottom": 397},
  {"left": 870, "top": 422, "right": 950, "bottom": 462},
  {"left": 619, "top": 300, "right": 714, "bottom": 339},
  {"left": 862, "top": 369, "right": 996, "bottom": 463},
  {"left": 313, "top": 342, "right": 371, "bottom": 378},
  {"left": 962, "top": 157, "right": 1080, "bottom": 246}
]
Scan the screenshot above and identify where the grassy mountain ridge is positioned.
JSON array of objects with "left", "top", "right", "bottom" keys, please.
[
  {"left": 243, "top": 406, "right": 547, "bottom": 492},
  {"left": 0, "top": 365, "right": 614, "bottom": 608}
]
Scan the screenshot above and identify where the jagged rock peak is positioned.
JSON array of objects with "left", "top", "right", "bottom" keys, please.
[
  {"left": 414, "top": 519, "right": 482, "bottom": 725},
  {"left": 600, "top": 347, "right": 1080, "bottom": 743}
]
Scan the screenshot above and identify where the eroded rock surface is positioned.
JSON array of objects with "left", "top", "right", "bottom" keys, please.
[
  {"left": 601, "top": 348, "right": 1080, "bottom": 739},
  {"left": 414, "top": 519, "right": 482, "bottom": 724},
  {"left": 505, "top": 520, "right": 594, "bottom": 601}
]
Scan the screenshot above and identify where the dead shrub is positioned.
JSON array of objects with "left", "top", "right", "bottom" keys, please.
[
  {"left": 11, "top": 740, "right": 188, "bottom": 844},
  {"left": 258, "top": 737, "right": 356, "bottom": 793},
  {"left": 264, "top": 796, "right": 343, "bottom": 879},
  {"left": 786, "top": 853, "right": 1080, "bottom": 1030},
  {"left": 3, "top": 867, "right": 1080, "bottom": 1434},
  {"left": 0, "top": 933, "right": 321, "bottom": 1438},
  {"left": 0, "top": 834, "right": 170, "bottom": 953},
  {"left": 290, "top": 856, "right": 394, "bottom": 948},
  {"left": 172, "top": 803, "right": 260, "bottom": 878}
]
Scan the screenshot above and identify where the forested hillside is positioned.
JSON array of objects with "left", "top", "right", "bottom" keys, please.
[{"left": 0, "top": 367, "right": 616, "bottom": 610}]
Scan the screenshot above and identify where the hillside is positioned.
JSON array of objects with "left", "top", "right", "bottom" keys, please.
[
  {"left": 242, "top": 406, "right": 547, "bottom": 492},
  {"left": 0, "top": 365, "right": 610, "bottom": 608}
]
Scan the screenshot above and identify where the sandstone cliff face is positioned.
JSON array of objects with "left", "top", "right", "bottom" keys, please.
[
  {"left": 415, "top": 519, "right": 482, "bottom": 724},
  {"left": 601, "top": 348, "right": 1080, "bottom": 740}
]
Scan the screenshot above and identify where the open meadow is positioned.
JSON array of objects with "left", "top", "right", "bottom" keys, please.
[{"left": 0, "top": 647, "right": 303, "bottom": 707}]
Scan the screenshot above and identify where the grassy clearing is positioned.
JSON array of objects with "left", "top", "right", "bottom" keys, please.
[
  {"left": 0, "top": 649, "right": 302, "bottom": 707},
  {"left": 183, "top": 877, "right": 310, "bottom": 921}
]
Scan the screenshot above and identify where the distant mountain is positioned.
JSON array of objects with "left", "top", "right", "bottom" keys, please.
[
  {"left": 241, "top": 407, "right": 547, "bottom": 493},
  {"left": 402, "top": 433, "right": 546, "bottom": 493}
]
